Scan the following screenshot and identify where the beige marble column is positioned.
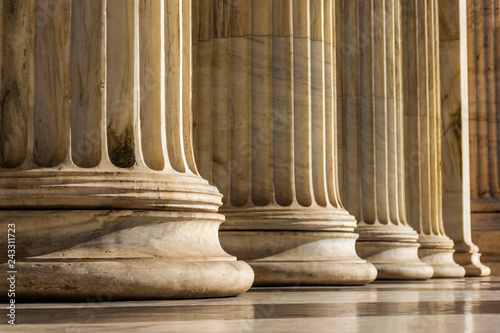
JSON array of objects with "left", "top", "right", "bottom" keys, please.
[
  {"left": 337, "top": 0, "right": 434, "bottom": 279},
  {"left": 0, "top": 0, "right": 254, "bottom": 300},
  {"left": 193, "top": 0, "right": 377, "bottom": 285},
  {"left": 402, "top": 0, "right": 465, "bottom": 278},
  {"left": 439, "top": 0, "right": 490, "bottom": 276},
  {"left": 467, "top": 0, "right": 500, "bottom": 276}
]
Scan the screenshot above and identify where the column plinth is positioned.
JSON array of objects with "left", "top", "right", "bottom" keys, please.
[
  {"left": 0, "top": 0, "right": 253, "bottom": 300},
  {"left": 338, "top": 0, "right": 433, "bottom": 280},
  {"left": 193, "top": 0, "right": 376, "bottom": 286},
  {"left": 354, "top": 225, "right": 433, "bottom": 280},
  {"left": 220, "top": 206, "right": 374, "bottom": 285},
  {"left": 417, "top": 236, "right": 465, "bottom": 277}
]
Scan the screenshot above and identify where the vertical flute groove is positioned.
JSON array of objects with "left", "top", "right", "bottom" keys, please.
[
  {"left": 310, "top": 0, "right": 327, "bottom": 207},
  {"left": 139, "top": 0, "right": 164, "bottom": 171},
  {"left": 230, "top": 0, "right": 252, "bottom": 206},
  {"left": 106, "top": 0, "right": 137, "bottom": 169},
  {"left": 292, "top": 0, "right": 313, "bottom": 207},
  {"left": 251, "top": 0, "right": 274, "bottom": 206},
  {"left": 34, "top": 0, "right": 71, "bottom": 167},
  {"left": 325, "top": 0, "right": 342, "bottom": 208},
  {"left": 272, "top": 0, "right": 294, "bottom": 207},
  {"left": 165, "top": 0, "right": 187, "bottom": 173},
  {"left": 71, "top": 0, "right": 104, "bottom": 168},
  {"left": 194, "top": 0, "right": 214, "bottom": 181},
  {"left": 0, "top": 0, "right": 34, "bottom": 169},
  {"left": 182, "top": 0, "right": 198, "bottom": 174}
]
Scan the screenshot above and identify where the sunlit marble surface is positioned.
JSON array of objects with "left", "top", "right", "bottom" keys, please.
[{"left": 2, "top": 277, "right": 500, "bottom": 332}]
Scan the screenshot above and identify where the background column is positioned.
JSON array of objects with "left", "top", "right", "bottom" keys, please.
[
  {"left": 467, "top": 0, "right": 500, "bottom": 276},
  {"left": 403, "top": 0, "right": 465, "bottom": 277},
  {"left": 337, "top": 0, "right": 434, "bottom": 279},
  {"left": 0, "top": 0, "right": 253, "bottom": 300},
  {"left": 193, "top": 0, "right": 377, "bottom": 285},
  {"left": 439, "top": 0, "right": 490, "bottom": 276}
]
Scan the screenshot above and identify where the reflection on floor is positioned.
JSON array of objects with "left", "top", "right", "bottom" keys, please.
[{"left": 3, "top": 277, "right": 500, "bottom": 332}]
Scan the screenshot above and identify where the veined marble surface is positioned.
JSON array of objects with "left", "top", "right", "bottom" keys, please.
[{"left": 2, "top": 277, "right": 500, "bottom": 332}]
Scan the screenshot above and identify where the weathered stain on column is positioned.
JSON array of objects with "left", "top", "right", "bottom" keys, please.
[
  {"left": 403, "top": 0, "right": 464, "bottom": 278},
  {"left": 193, "top": 0, "right": 377, "bottom": 286},
  {"left": 0, "top": 0, "right": 254, "bottom": 300},
  {"left": 338, "top": 0, "right": 434, "bottom": 280}
]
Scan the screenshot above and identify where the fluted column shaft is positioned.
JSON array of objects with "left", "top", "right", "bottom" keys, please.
[
  {"left": 338, "top": 0, "right": 433, "bottom": 279},
  {"left": 439, "top": 0, "right": 490, "bottom": 277},
  {"left": 0, "top": 0, "right": 253, "bottom": 299},
  {"left": 468, "top": 0, "right": 500, "bottom": 203},
  {"left": 467, "top": 0, "right": 500, "bottom": 275},
  {"left": 403, "top": 0, "right": 465, "bottom": 278},
  {"left": 0, "top": 0, "right": 202, "bottom": 202},
  {"left": 193, "top": 0, "right": 376, "bottom": 285}
]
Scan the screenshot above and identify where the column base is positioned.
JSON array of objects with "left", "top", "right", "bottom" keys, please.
[
  {"left": 0, "top": 210, "right": 254, "bottom": 300},
  {"left": 453, "top": 241, "right": 491, "bottom": 277},
  {"left": 355, "top": 224, "right": 434, "bottom": 280},
  {"left": 471, "top": 211, "right": 500, "bottom": 276},
  {"left": 1, "top": 260, "right": 253, "bottom": 301},
  {"left": 220, "top": 230, "right": 377, "bottom": 286},
  {"left": 418, "top": 235, "right": 465, "bottom": 278}
]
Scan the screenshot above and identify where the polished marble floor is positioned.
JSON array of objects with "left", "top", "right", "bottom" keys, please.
[{"left": 2, "top": 277, "right": 500, "bottom": 332}]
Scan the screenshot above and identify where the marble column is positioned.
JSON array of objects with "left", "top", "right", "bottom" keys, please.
[
  {"left": 402, "top": 0, "right": 465, "bottom": 278},
  {"left": 337, "top": 0, "right": 434, "bottom": 279},
  {"left": 467, "top": 0, "right": 500, "bottom": 276},
  {"left": 193, "top": 0, "right": 377, "bottom": 285},
  {"left": 439, "top": 0, "right": 490, "bottom": 276},
  {"left": 0, "top": 0, "right": 254, "bottom": 300}
]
